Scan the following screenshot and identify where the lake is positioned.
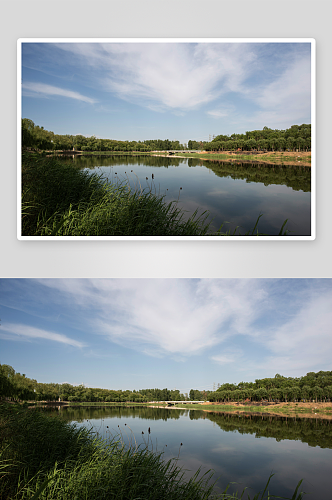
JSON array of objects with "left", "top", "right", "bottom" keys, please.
[
  {"left": 49, "top": 405, "right": 331, "bottom": 499},
  {"left": 57, "top": 154, "right": 311, "bottom": 236}
]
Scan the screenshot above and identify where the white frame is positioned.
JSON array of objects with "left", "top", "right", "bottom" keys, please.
[{"left": 17, "top": 38, "right": 316, "bottom": 241}]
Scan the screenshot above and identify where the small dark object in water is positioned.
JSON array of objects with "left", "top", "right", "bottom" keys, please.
[
  {"left": 146, "top": 177, "right": 148, "bottom": 180},
  {"left": 152, "top": 174, "right": 154, "bottom": 179},
  {"left": 180, "top": 187, "right": 182, "bottom": 190},
  {"left": 142, "top": 431, "right": 144, "bottom": 434},
  {"left": 131, "top": 170, "right": 133, "bottom": 172},
  {"left": 148, "top": 427, "right": 151, "bottom": 434},
  {"left": 115, "top": 172, "right": 117, "bottom": 174}
]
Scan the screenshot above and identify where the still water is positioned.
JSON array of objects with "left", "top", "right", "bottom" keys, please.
[
  {"left": 58, "top": 155, "right": 311, "bottom": 236},
  {"left": 52, "top": 406, "right": 331, "bottom": 499}
]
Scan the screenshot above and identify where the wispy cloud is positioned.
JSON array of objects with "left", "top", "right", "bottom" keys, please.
[
  {"left": 258, "top": 291, "right": 332, "bottom": 373},
  {"left": 55, "top": 43, "right": 257, "bottom": 111},
  {"left": 243, "top": 55, "right": 311, "bottom": 128},
  {"left": 255, "top": 57, "right": 311, "bottom": 114},
  {"left": 211, "top": 347, "right": 244, "bottom": 365},
  {"left": 1, "top": 323, "right": 85, "bottom": 348},
  {"left": 21, "top": 42, "right": 312, "bottom": 139},
  {"left": 33, "top": 278, "right": 268, "bottom": 357},
  {"left": 207, "top": 109, "right": 229, "bottom": 119},
  {"left": 1, "top": 279, "right": 331, "bottom": 378},
  {"left": 54, "top": 42, "right": 311, "bottom": 123},
  {"left": 22, "top": 82, "right": 97, "bottom": 104}
]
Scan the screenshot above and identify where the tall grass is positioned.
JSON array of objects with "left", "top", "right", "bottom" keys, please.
[
  {"left": 21, "top": 153, "right": 212, "bottom": 236},
  {"left": 0, "top": 403, "right": 305, "bottom": 500},
  {"left": 21, "top": 153, "right": 289, "bottom": 236}
]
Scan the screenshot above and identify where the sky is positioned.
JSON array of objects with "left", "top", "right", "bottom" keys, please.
[
  {"left": 21, "top": 40, "right": 312, "bottom": 145},
  {"left": 0, "top": 278, "right": 330, "bottom": 394}
]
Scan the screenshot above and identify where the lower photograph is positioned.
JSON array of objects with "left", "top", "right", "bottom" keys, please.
[{"left": 0, "top": 278, "right": 331, "bottom": 499}]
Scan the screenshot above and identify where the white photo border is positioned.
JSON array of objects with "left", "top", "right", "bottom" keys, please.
[{"left": 17, "top": 38, "right": 316, "bottom": 241}]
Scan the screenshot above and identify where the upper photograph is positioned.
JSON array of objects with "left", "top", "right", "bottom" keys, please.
[{"left": 18, "top": 39, "right": 315, "bottom": 240}]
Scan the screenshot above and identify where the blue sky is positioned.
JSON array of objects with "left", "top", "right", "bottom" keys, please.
[
  {"left": 0, "top": 279, "right": 330, "bottom": 394},
  {"left": 21, "top": 40, "right": 312, "bottom": 145}
]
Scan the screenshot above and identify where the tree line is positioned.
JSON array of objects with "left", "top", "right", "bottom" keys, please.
[
  {"left": 2, "top": 363, "right": 329, "bottom": 404},
  {"left": 21, "top": 119, "right": 185, "bottom": 152},
  {"left": 209, "top": 371, "right": 332, "bottom": 404},
  {"left": 0, "top": 363, "right": 195, "bottom": 402},
  {"left": 189, "top": 124, "right": 311, "bottom": 152},
  {"left": 22, "top": 118, "right": 311, "bottom": 154}
]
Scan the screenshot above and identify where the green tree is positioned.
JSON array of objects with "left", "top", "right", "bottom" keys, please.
[
  {"left": 301, "top": 385, "right": 311, "bottom": 402},
  {"left": 290, "top": 385, "right": 301, "bottom": 402},
  {"left": 22, "top": 118, "right": 36, "bottom": 148},
  {"left": 312, "top": 385, "right": 323, "bottom": 403}
]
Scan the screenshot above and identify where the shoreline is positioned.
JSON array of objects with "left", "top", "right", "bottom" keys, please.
[
  {"left": 152, "top": 150, "right": 311, "bottom": 167},
  {"left": 44, "top": 149, "right": 311, "bottom": 167},
  {"left": 26, "top": 400, "right": 332, "bottom": 419}
]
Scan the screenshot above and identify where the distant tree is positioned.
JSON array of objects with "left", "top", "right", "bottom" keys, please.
[
  {"left": 290, "top": 385, "right": 301, "bottom": 402},
  {"left": 301, "top": 385, "right": 311, "bottom": 402},
  {"left": 270, "top": 388, "right": 280, "bottom": 403},
  {"left": 312, "top": 386, "right": 323, "bottom": 403}
]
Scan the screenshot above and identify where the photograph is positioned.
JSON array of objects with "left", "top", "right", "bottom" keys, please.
[
  {"left": 1, "top": 278, "right": 331, "bottom": 499},
  {"left": 19, "top": 39, "right": 315, "bottom": 240}
]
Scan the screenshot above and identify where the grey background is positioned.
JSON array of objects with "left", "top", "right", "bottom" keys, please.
[{"left": 1, "top": 0, "right": 330, "bottom": 278}]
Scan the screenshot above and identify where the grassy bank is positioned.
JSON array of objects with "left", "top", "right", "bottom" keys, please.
[
  {"left": 28, "top": 401, "right": 332, "bottom": 418},
  {"left": 152, "top": 151, "right": 311, "bottom": 166},
  {"left": 42, "top": 149, "right": 312, "bottom": 166},
  {"left": 0, "top": 403, "right": 305, "bottom": 500},
  {"left": 21, "top": 152, "right": 212, "bottom": 236},
  {"left": 21, "top": 152, "right": 289, "bottom": 237},
  {"left": 172, "top": 402, "right": 332, "bottom": 418},
  {"left": 0, "top": 403, "right": 216, "bottom": 499}
]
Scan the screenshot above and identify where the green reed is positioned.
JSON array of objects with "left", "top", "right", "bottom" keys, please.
[
  {"left": 0, "top": 403, "right": 305, "bottom": 499},
  {"left": 21, "top": 153, "right": 289, "bottom": 237},
  {"left": 21, "top": 153, "right": 212, "bottom": 237}
]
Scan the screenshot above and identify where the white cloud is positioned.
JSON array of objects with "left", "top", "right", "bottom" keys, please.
[
  {"left": 22, "top": 42, "right": 312, "bottom": 132},
  {"left": 22, "top": 82, "right": 97, "bottom": 104},
  {"left": 1, "top": 323, "right": 85, "bottom": 348},
  {"left": 211, "top": 343, "right": 245, "bottom": 366},
  {"left": 34, "top": 278, "right": 267, "bottom": 357},
  {"left": 3, "top": 279, "right": 331, "bottom": 376},
  {"left": 256, "top": 58, "right": 311, "bottom": 113},
  {"left": 260, "top": 292, "right": 332, "bottom": 372},
  {"left": 245, "top": 56, "right": 311, "bottom": 127},
  {"left": 207, "top": 110, "right": 229, "bottom": 119},
  {"left": 211, "top": 353, "right": 239, "bottom": 364},
  {"left": 56, "top": 42, "right": 257, "bottom": 111}
]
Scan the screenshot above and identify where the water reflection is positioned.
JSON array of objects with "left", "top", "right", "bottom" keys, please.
[
  {"left": 205, "top": 411, "right": 332, "bottom": 450},
  {"left": 48, "top": 405, "right": 186, "bottom": 422},
  {"left": 40, "top": 406, "right": 331, "bottom": 498},
  {"left": 49, "top": 405, "right": 332, "bottom": 450},
  {"left": 56, "top": 154, "right": 311, "bottom": 236}
]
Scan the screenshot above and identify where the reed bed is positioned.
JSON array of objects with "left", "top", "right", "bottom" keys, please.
[
  {"left": 21, "top": 153, "right": 212, "bottom": 236},
  {"left": 0, "top": 403, "right": 305, "bottom": 499},
  {"left": 21, "top": 153, "right": 288, "bottom": 236}
]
